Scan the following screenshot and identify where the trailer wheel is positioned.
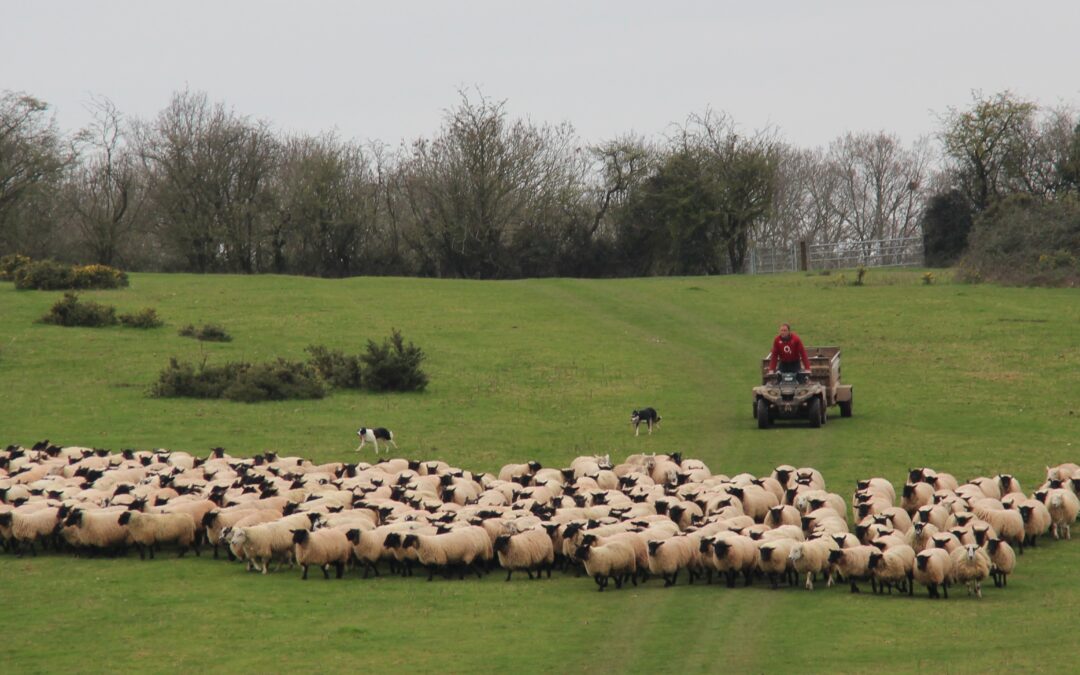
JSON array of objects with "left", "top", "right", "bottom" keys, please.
[
  {"left": 756, "top": 399, "right": 771, "bottom": 429},
  {"left": 808, "top": 398, "right": 822, "bottom": 428},
  {"left": 839, "top": 394, "right": 853, "bottom": 418}
]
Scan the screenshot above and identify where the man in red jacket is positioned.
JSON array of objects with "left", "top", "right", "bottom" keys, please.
[{"left": 768, "top": 323, "right": 811, "bottom": 380}]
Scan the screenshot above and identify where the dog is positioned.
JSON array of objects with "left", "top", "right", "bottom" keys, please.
[
  {"left": 630, "top": 408, "right": 661, "bottom": 436},
  {"left": 356, "top": 427, "right": 396, "bottom": 454}
]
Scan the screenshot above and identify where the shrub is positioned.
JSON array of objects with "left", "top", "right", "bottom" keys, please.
[
  {"left": 39, "top": 292, "right": 118, "bottom": 327},
  {"left": 360, "top": 329, "right": 429, "bottom": 392},
  {"left": 854, "top": 266, "right": 867, "bottom": 286},
  {"left": 305, "top": 344, "right": 363, "bottom": 389},
  {"left": 13, "top": 259, "right": 128, "bottom": 290},
  {"left": 0, "top": 254, "right": 32, "bottom": 281},
  {"left": 922, "top": 271, "right": 935, "bottom": 285},
  {"left": 151, "top": 358, "right": 325, "bottom": 402},
  {"left": 15, "top": 260, "right": 75, "bottom": 290},
  {"left": 178, "top": 323, "right": 232, "bottom": 342},
  {"left": 119, "top": 307, "right": 164, "bottom": 329},
  {"left": 72, "top": 264, "right": 129, "bottom": 289}
]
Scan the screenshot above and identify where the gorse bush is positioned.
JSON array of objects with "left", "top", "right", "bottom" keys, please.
[
  {"left": 119, "top": 308, "right": 164, "bottom": 329},
  {"left": 361, "top": 329, "right": 429, "bottom": 392},
  {"left": 152, "top": 358, "right": 326, "bottom": 402},
  {"left": 12, "top": 258, "right": 129, "bottom": 290},
  {"left": 39, "top": 292, "right": 118, "bottom": 327},
  {"left": 305, "top": 344, "right": 363, "bottom": 389},
  {"left": 0, "top": 254, "right": 32, "bottom": 281},
  {"left": 178, "top": 323, "right": 232, "bottom": 342}
]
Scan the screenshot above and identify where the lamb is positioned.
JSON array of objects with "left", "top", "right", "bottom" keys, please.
[
  {"left": 949, "top": 544, "right": 991, "bottom": 598},
  {"left": 787, "top": 537, "right": 838, "bottom": 590},
  {"left": 493, "top": 527, "right": 555, "bottom": 581},
  {"left": 1017, "top": 500, "right": 1052, "bottom": 547},
  {"left": 1039, "top": 489, "right": 1080, "bottom": 539},
  {"left": 577, "top": 539, "right": 637, "bottom": 591},
  {"left": 868, "top": 546, "right": 915, "bottom": 595},
  {"left": 291, "top": 528, "right": 351, "bottom": 579},
  {"left": 118, "top": 510, "right": 197, "bottom": 559},
  {"left": 827, "top": 545, "right": 878, "bottom": 593},
  {"left": 913, "top": 548, "right": 952, "bottom": 599},
  {"left": 984, "top": 538, "right": 1016, "bottom": 588},
  {"left": 757, "top": 538, "right": 798, "bottom": 589}
]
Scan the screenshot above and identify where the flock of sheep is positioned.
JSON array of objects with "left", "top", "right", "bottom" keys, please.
[{"left": 2, "top": 441, "right": 1079, "bottom": 599}]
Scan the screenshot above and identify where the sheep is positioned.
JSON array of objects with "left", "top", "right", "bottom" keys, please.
[
  {"left": 973, "top": 506, "right": 1025, "bottom": 553},
  {"left": 291, "top": 528, "right": 351, "bottom": 579},
  {"left": 726, "top": 485, "right": 779, "bottom": 523},
  {"left": 705, "top": 533, "right": 759, "bottom": 588},
  {"left": 995, "top": 474, "right": 1022, "bottom": 496},
  {"left": 118, "top": 510, "right": 197, "bottom": 559},
  {"left": 757, "top": 538, "right": 798, "bottom": 589},
  {"left": 909, "top": 468, "right": 959, "bottom": 492},
  {"left": 577, "top": 539, "right": 637, "bottom": 591},
  {"left": 646, "top": 535, "right": 697, "bottom": 587},
  {"left": 1046, "top": 463, "right": 1080, "bottom": 483},
  {"left": 949, "top": 544, "right": 991, "bottom": 599},
  {"left": 978, "top": 536, "right": 1016, "bottom": 588},
  {"left": 915, "top": 504, "right": 950, "bottom": 530},
  {"left": 968, "top": 476, "right": 1002, "bottom": 500},
  {"left": 788, "top": 537, "right": 838, "bottom": 590},
  {"left": 794, "top": 468, "right": 826, "bottom": 491},
  {"left": 868, "top": 545, "right": 915, "bottom": 595},
  {"left": 234, "top": 512, "right": 319, "bottom": 573},
  {"left": 498, "top": 461, "right": 541, "bottom": 484},
  {"left": 1017, "top": 500, "right": 1052, "bottom": 547},
  {"left": 765, "top": 505, "right": 802, "bottom": 529},
  {"left": 1, "top": 506, "right": 61, "bottom": 556},
  {"left": 901, "top": 482, "right": 936, "bottom": 515},
  {"left": 580, "top": 531, "right": 649, "bottom": 582},
  {"left": 61, "top": 508, "right": 130, "bottom": 555},
  {"left": 856, "top": 477, "right": 896, "bottom": 504},
  {"left": 402, "top": 526, "right": 491, "bottom": 580},
  {"left": 827, "top": 545, "right": 878, "bottom": 593},
  {"left": 493, "top": 527, "right": 555, "bottom": 581},
  {"left": 913, "top": 548, "right": 952, "bottom": 599},
  {"left": 1039, "top": 488, "right": 1080, "bottom": 540}
]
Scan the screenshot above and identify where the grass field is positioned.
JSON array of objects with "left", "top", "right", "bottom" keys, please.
[{"left": 1, "top": 269, "right": 1078, "bottom": 674}]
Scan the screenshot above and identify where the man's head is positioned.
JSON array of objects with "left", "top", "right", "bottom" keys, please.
[{"left": 779, "top": 323, "right": 791, "bottom": 340}]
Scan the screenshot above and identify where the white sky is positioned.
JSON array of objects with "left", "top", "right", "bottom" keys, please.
[{"left": 4, "top": 1, "right": 1079, "bottom": 150}]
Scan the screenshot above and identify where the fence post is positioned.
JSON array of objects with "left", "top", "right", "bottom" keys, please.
[{"left": 799, "top": 241, "right": 809, "bottom": 272}]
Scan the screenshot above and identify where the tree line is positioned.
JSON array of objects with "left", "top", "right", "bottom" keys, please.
[{"left": 1, "top": 88, "right": 1077, "bottom": 278}]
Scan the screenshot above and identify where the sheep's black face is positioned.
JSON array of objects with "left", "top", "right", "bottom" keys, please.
[
  {"left": 909, "top": 469, "right": 923, "bottom": 483},
  {"left": 827, "top": 549, "right": 843, "bottom": 564},
  {"left": 1018, "top": 506, "right": 1032, "bottom": 522},
  {"left": 1, "top": 512, "right": 17, "bottom": 526},
  {"left": 855, "top": 525, "right": 869, "bottom": 541},
  {"left": 713, "top": 541, "right": 730, "bottom": 557},
  {"left": 407, "top": 461, "right": 421, "bottom": 472},
  {"left": 647, "top": 541, "right": 663, "bottom": 556},
  {"left": 291, "top": 529, "right": 309, "bottom": 545},
  {"left": 728, "top": 487, "right": 744, "bottom": 500},
  {"left": 493, "top": 536, "right": 510, "bottom": 553},
  {"left": 346, "top": 529, "right": 360, "bottom": 544},
  {"left": 801, "top": 517, "right": 814, "bottom": 531},
  {"left": 774, "top": 469, "right": 791, "bottom": 487},
  {"left": 400, "top": 534, "right": 418, "bottom": 549},
  {"left": 916, "top": 555, "right": 929, "bottom": 571},
  {"left": 760, "top": 546, "right": 774, "bottom": 561},
  {"left": 698, "top": 538, "right": 713, "bottom": 553},
  {"left": 117, "top": 511, "right": 132, "bottom": 526}
]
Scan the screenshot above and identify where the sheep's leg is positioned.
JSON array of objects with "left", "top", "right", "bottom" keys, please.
[
  {"left": 301, "top": 564, "right": 309, "bottom": 580},
  {"left": 506, "top": 569, "right": 513, "bottom": 582},
  {"left": 743, "top": 569, "right": 753, "bottom": 587},
  {"left": 1002, "top": 573, "right": 1007, "bottom": 588},
  {"left": 178, "top": 546, "right": 188, "bottom": 558},
  {"left": 629, "top": 572, "right": 638, "bottom": 587},
  {"left": 594, "top": 574, "right": 605, "bottom": 591},
  {"left": 321, "top": 564, "right": 330, "bottom": 580},
  {"left": 138, "top": 543, "right": 146, "bottom": 561},
  {"left": 850, "top": 581, "right": 860, "bottom": 593},
  {"left": 336, "top": 562, "right": 344, "bottom": 579},
  {"left": 614, "top": 575, "right": 623, "bottom": 589},
  {"left": 804, "top": 571, "right": 813, "bottom": 590}
]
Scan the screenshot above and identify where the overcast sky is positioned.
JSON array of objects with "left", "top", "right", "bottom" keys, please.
[{"left": 4, "top": 1, "right": 1079, "bottom": 150}]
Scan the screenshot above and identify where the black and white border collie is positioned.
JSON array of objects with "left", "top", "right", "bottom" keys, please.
[
  {"left": 630, "top": 408, "right": 661, "bottom": 436},
  {"left": 356, "top": 427, "right": 396, "bottom": 454}
]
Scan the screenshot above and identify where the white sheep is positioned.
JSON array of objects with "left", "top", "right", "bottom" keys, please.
[
  {"left": 234, "top": 512, "right": 319, "bottom": 573},
  {"left": 118, "top": 510, "right": 197, "bottom": 559},
  {"left": 493, "top": 527, "right": 555, "bottom": 580},
  {"left": 291, "top": 528, "right": 351, "bottom": 579},
  {"left": 1040, "top": 489, "right": 1079, "bottom": 539},
  {"left": 577, "top": 539, "right": 637, "bottom": 591},
  {"left": 913, "top": 548, "right": 952, "bottom": 599},
  {"left": 949, "top": 544, "right": 991, "bottom": 598},
  {"left": 788, "top": 536, "right": 838, "bottom": 590}
]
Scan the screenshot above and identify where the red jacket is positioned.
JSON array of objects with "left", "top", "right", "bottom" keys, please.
[{"left": 769, "top": 333, "right": 810, "bottom": 371}]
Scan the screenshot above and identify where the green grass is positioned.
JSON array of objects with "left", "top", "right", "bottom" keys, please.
[{"left": 1, "top": 269, "right": 1078, "bottom": 674}]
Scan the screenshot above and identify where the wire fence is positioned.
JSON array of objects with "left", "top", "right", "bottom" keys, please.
[{"left": 749, "top": 236, "right": 924, "bottom": 274}]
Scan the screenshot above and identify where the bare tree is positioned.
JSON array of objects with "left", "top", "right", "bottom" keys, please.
[
  {"left": 63, "top": 96, "right": 143, "bottom": 265},
  {"left": 0, "top": 91, "right": 71, "bottom": 254}
]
